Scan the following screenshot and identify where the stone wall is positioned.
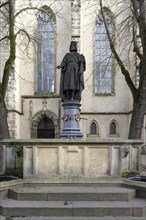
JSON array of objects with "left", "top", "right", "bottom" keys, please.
[{"left": 1, "top": 139, "right": 142, "bottom": 179}]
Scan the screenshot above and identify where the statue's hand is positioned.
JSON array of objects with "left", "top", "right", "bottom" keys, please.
[
  {"left": 80, "top": 54, "right": 85, "bottom": 60},
  {"left": 57, "top": 65, "right": 61, "bottom": 69}
]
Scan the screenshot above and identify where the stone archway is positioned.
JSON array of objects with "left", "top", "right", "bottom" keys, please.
[{"left": 31, "top": 110, "right": 60, "bottom": 138}]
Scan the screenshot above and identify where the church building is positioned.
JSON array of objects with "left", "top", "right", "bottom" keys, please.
[{"left": 0, "top": 0, "right": 144, "bottom": 141}]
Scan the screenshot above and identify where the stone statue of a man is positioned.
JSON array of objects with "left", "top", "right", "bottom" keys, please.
[{"left": 57, "top": 41, "right": 86, "bottom": 102}]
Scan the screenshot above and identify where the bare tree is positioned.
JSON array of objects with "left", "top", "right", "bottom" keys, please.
[
  {"left": 0, "top": 0, "right": 14, "bottom": 140},
  {"left": 99, "top": 0, "right": 146, "bottom": 139},
  {"left": 0, "top": 0, "right": 59, "bottom": 141}
]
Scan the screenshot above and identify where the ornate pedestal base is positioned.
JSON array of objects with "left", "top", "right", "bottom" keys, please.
[{"left": 60, "top": 100, "right": 83, "bottom": 138}]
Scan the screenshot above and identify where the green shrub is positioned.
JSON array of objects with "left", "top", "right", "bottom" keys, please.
[
  {"left": 122, "top": 171, "right": 139, "bottom": 178},
  {"left": 4, "top": 167, "right": 23, "bottom": 178}
]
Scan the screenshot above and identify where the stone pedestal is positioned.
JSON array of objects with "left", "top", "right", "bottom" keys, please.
[{"left": 60, "top": 100, "right": 83, "bottom": 138}]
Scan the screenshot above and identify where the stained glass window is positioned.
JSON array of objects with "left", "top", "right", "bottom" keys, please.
[
  {"left": 110, "top": 122, "right": 116, "bottom": 134},
  {"left": 95, "top": 10, "right": 113, "bottom": 94},
  {"left": 36, "top": 11, "right": 55, "bottom": 93},
  {"left": 90, "top": 122, "right": 97, "bottom": 134}
]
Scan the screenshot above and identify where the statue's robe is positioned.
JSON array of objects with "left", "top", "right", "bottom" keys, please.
[{"left": 59, "top": 51, "right": 86, "bottom": 101}]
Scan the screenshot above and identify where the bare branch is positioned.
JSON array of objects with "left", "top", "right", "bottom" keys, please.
[
  {"left": 14, "top": 7, "right": 44, "bottom": 18},
  {"left": 0, "top": 0, "right": 8, "bottom": 9},
  {"left": 132, "top": 26, "right": 143, "bottom": 60},
  {"left": 131, "top": 0, "right": 146, "bottom": 38},
  {"left": 0, "top": 35, "right": 9, "bottom": 42},
  {"left": 0, "top": 8, "right": 8, "bottom": 20},
  {"left": 15, "top": 29, "right": 31, "bottom": 42},
  {"left": 130, "top": 0, "right": 140, "bottom": 22},
  {"left": 99, "top": 0, "right": 137, "bottom": 97},
  {"left": 14, "top": 1, "right": 57, "bottom": 19}
]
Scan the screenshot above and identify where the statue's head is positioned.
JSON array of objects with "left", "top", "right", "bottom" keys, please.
[{"left": 70, "top": 41, "right": 78, "bottom": 52}]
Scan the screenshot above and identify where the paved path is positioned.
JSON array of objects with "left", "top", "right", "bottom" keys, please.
[{"left": 1, "top": 216, "right": 146, "bottom": 220}]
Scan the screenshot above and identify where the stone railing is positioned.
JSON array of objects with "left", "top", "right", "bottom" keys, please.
[{"left": 1, "top": 139, "right": 143, "bottom": 179}]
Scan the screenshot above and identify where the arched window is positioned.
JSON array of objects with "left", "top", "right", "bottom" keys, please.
[
  {"left": 90, "top": 122, "right": 97, "bottom": 134},
  {"left": 37, "top": 117, "right": 55, "bottom": 138},
  {"left": 36, "top": 10, "right": 55, "bottom": 93},
  {"left": 95, "top": 9, "right": 113, "bottom": 94},
  {"left": 110, "top": 122, "right": 116, "bottom": 135}
]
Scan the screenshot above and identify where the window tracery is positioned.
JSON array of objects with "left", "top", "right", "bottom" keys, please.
[{"left": 36, "top": 10, "right": 55, "bottom": 93}]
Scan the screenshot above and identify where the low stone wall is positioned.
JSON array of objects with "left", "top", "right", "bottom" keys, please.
[
  {"left": 0, "top": 144, "right": 3, "bottom": 174},
  {"left": 1, "top": 139, "right": 143, "bottom": 179},
  {"left": 141, "top": 145, "right": 146, "bottom": 176}
]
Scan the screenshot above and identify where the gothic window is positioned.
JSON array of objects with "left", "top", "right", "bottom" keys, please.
[
  {"left": 90, "top": 122, "right": 97, "bottom": 134},
  {"left": 89, "top": 120, "right": 100, "bottom": 137},
  {"left": 37, "top": 117, "right": 55, "bottom": 138},
  {"left": 36, "top": 11, "right": 55, "bottom": 93},
  {"left": 110, "top": 122, "right": 116, "bottom": 135},
  {"left": 95, "top": 9, "right": 113, "bottom": 94}
]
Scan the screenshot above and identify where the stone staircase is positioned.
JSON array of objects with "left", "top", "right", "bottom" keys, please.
[{"left": 0, "top": 184, "right": 146, "bottom": 220}]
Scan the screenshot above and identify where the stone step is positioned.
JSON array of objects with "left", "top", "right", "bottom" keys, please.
[
  {"left": 0, "top": 198, "right": 145, "bottom": 217},
  {"left": 9, "top": 187, "right": 136, "bottom": 201},
  {"left": 23, "top": 177, "right": 123, "bottom": 187},
  {"left": 6, "top": 216, "right": 146, "bottom": 220}
]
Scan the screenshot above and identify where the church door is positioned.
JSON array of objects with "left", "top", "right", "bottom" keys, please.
[{"left": 37, "top": 117, "right": 55, "bottom": 138}]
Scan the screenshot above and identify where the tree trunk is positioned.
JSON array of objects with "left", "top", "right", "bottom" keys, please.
[
  {"left": 129, "top": 97, "right": 146, "bottom": 139},
  {"left": 0, "top": 0, "right": 15, "bottom": 140},
  {"left": 129, "top": 63, "right": 146, "bottom": 139},
  {"left": 0, "top": 95, "right": 10, "bottom": 173},
  {"left": 0, "top": 98, "right": 10, "bottom": 140},
  {"left": 129, "top": 0, "right": 146, "bottom": 139}
]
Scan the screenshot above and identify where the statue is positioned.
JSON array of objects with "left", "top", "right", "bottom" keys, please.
[{"left": 57, "top": 41, "right": 86, "bottom": 102}]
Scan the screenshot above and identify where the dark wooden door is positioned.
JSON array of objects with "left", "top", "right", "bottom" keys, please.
[{"left": 37, "top": 117, "right": 55, "bottom": 138}]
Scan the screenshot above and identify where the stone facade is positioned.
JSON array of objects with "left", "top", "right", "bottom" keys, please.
[{"left": 0, "top": 0, "right": 145, "bottom": 140}]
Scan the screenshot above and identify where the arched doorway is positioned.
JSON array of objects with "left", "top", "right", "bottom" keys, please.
[
  {"left": 37, "top": 117, "right": 55, "bottom": 138},
  {"left": 31, "top": 110, "right": 59, "bottom": 138}
]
